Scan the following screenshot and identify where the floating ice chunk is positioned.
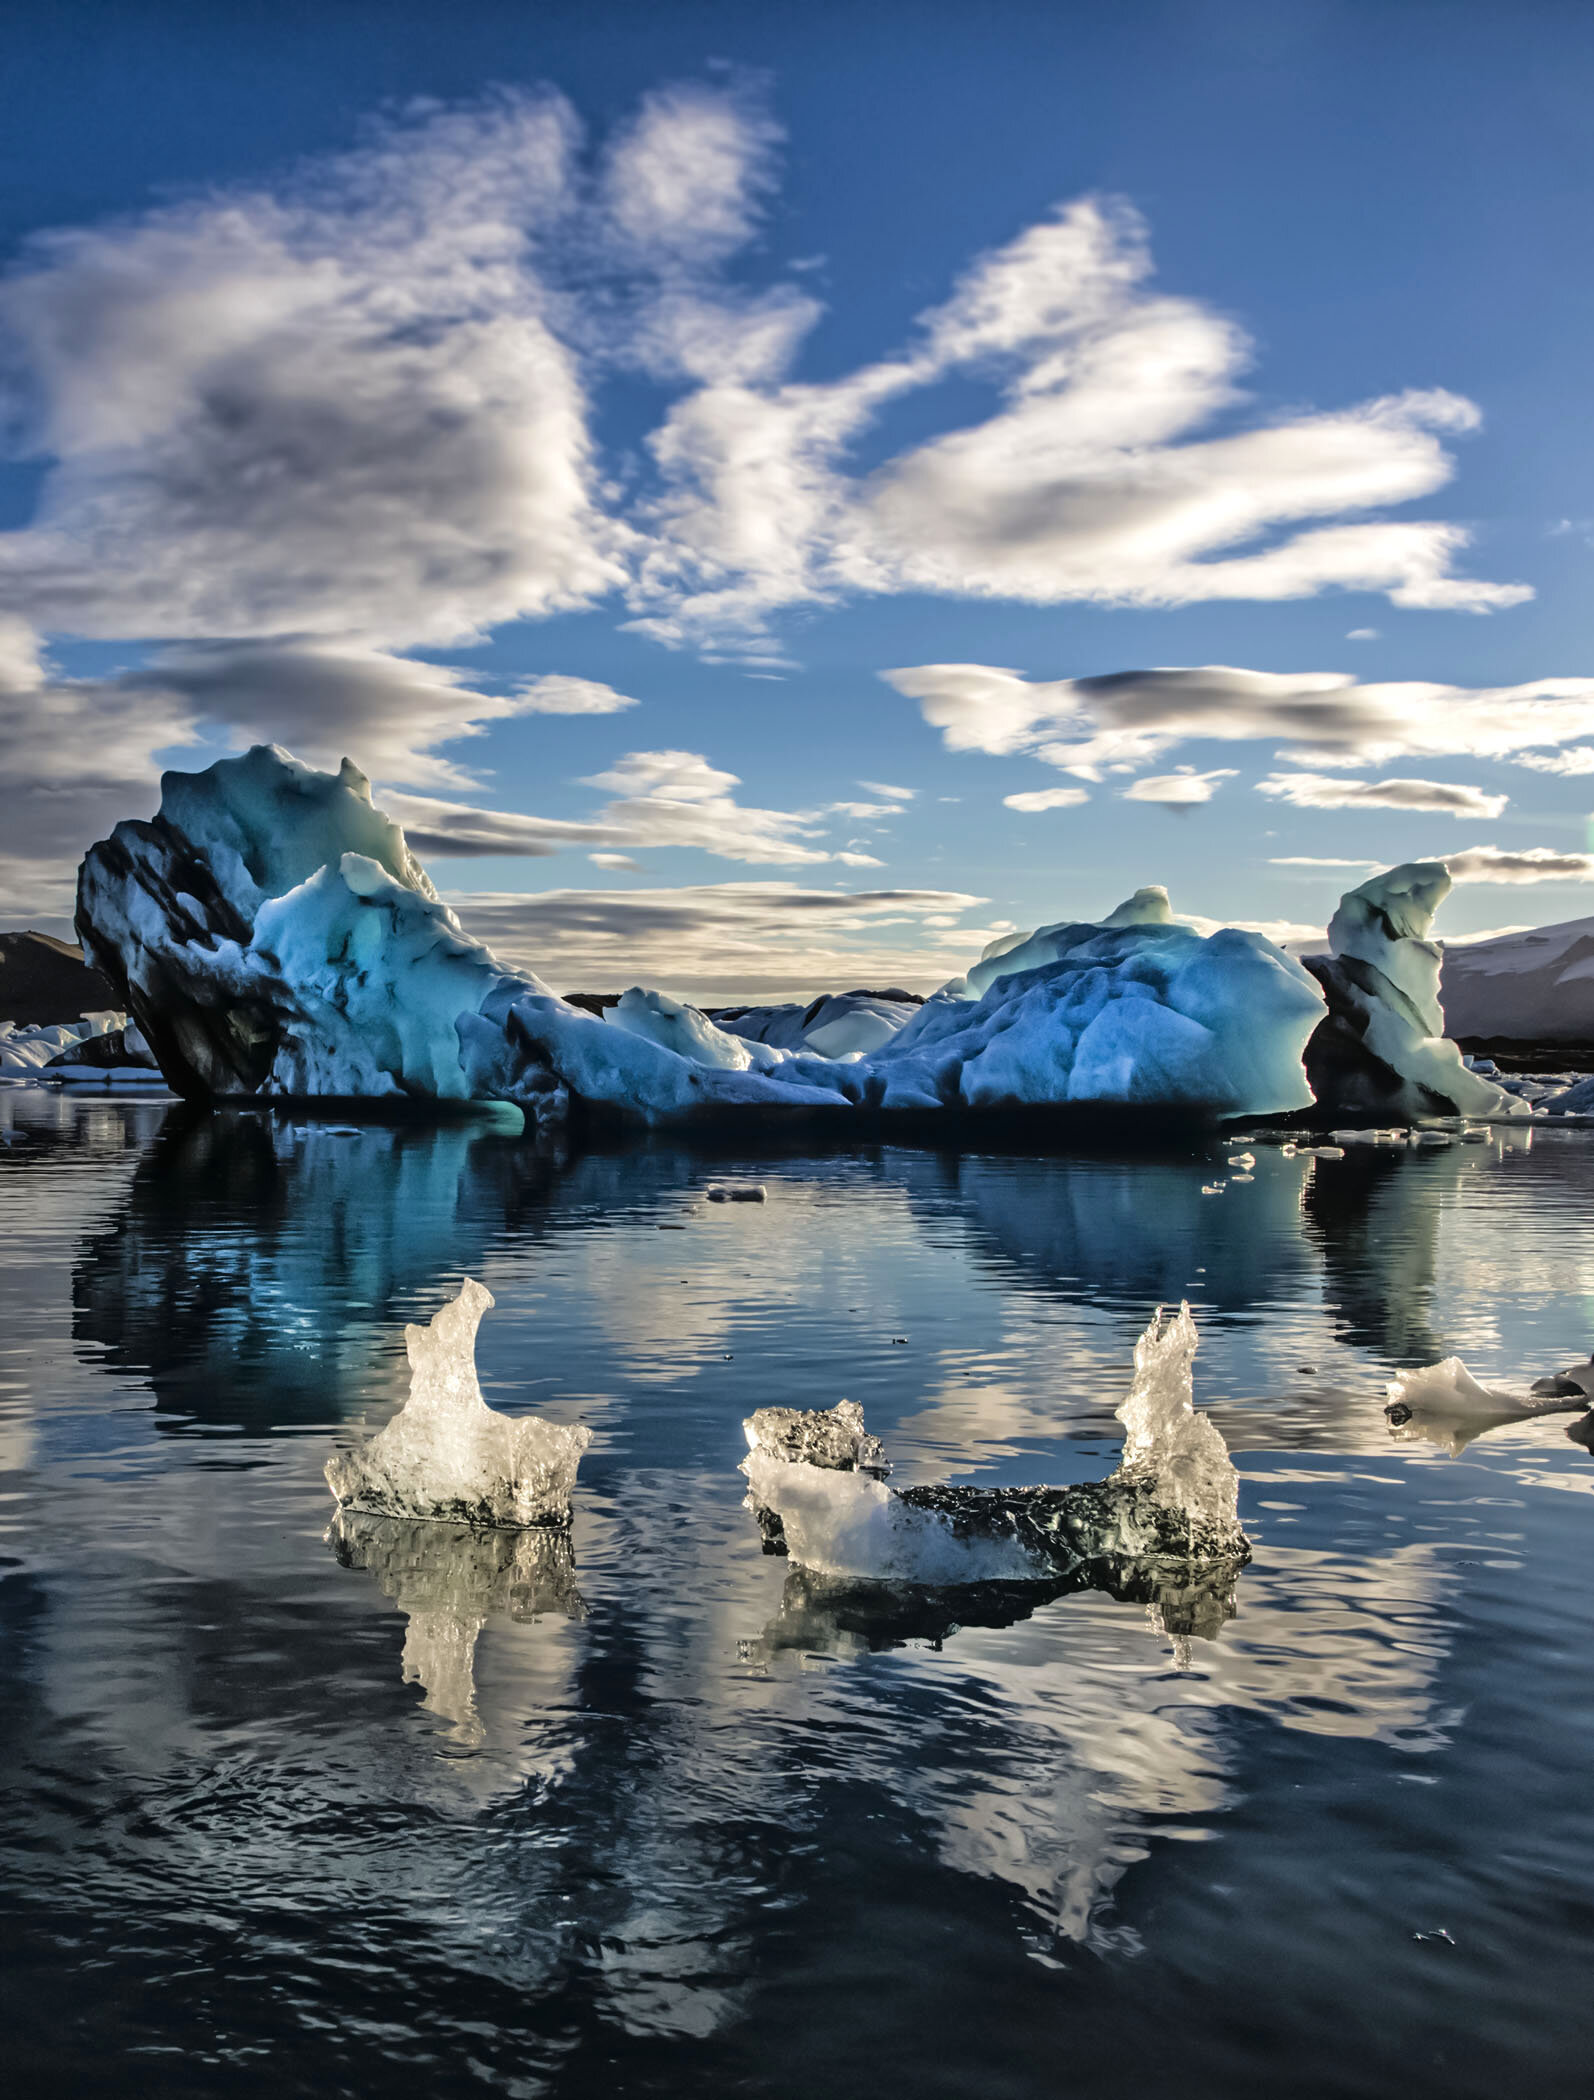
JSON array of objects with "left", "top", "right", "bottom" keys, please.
[
  {"left": 741, "top": 1303, "right": 1246, "bottom": 1584},
  {"left": 745, "top": 1397, "right": 889, "bottom": 1474},
  {"left": 1383, "top": 1353, "right": 1593, "bottom": 1454},
  {"left": 1386, "top": 1357, "right": 1515, "bottom": 1418},
  {"left": 325, "top": 1279, "right": 591, "bottom": 1528},
  {"left": 1225, "top": 1151, "right": 1256, "bottom": 1170},
  {"left": 1115, "top": 1303, "right": 1238, "bottom": 1533}
]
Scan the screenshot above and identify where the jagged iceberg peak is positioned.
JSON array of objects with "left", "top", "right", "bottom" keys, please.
[
  {"left": 325, "top": 1279, "right": 592, "bottom": 1529},
  {"left": 949, "top": 884, "right": 1187, "bottom": 1001},
  {"left": 740, "top": 1304, "right": 1249, "bottom": 1586},
  {"left": 158, "top": 744, "right": 439, "bottom": 919},
  {"left": 1303, "top": 860, "right": 1517, "bottom": 1123}
]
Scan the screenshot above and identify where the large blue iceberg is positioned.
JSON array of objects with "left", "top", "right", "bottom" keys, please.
[{"left": 74, "top": 744, "right": 1508, "bottom": 1128}]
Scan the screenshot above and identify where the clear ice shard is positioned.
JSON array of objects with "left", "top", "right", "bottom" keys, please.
[
  {"left": 740, "top": 1303, "right": 1248, "bottom": 1584},
  {"left": 325, "top": 1279, "right": 591, "bottom": 1528}
]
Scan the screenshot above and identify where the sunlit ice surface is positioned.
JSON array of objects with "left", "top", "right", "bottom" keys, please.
[{"left": 2, "top": 1087, "right": 1593, "bottom": 2095}]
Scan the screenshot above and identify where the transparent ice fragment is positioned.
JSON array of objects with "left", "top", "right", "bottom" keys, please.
[
  {"left": 325, "top": 1278, "right": 591, "bottom": 1528},
  {"left": 740, "top": 1302, "right": 1247, "bottom": 1585}
]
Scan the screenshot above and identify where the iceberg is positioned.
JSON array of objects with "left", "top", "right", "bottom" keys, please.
[
  {"left": 715, "top": 989, "right": 923, "bottom": 1059},
  {"left": 1301, "top": 862, "right": 1518, "bottom": 1122},
  {"left": 325, "top": 1278, "right": 592, "bottom": 1528},
  {"left": 82, "top": 745, "right": 1510, "bottom": 1130},
  {"left": 741, "top": 1303, "right": 1248, "bottom": 1585}
]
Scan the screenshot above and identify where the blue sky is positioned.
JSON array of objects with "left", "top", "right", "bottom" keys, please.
[{"left": 4, "top": 0, "right": 1594, "bottom": 996}]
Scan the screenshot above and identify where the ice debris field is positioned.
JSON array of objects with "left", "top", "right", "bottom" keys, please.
[
  {"left": 327, "top": 1280, "right": 1247, "bottom": 1596},
  {"left": 62, "top": 742, "right": 1571, "bottom": 1130}
]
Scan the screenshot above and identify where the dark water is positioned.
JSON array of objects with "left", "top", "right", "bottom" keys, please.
[{"left": 2, "top": 1089, "right": 1593, "bottom": 2098}]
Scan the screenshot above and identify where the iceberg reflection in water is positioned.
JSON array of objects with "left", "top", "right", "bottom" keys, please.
[
  {"left": 4, "top": 1093, "right": 1594, "bottom": 2094},
  {"left": 328, "top": 1509, "right": 584, "bottom": 1745}
]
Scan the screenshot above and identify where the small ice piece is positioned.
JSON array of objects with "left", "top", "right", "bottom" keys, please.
[
  {"left": 1384, "top": 1354, "right": 1593, "bottom": 1453},
  {"left": 1228, "top": 1171, "right": 1255, "bottom": 1183},
  {"left": 705, "top": 1183, "right": 767, "bottom": 1203},
  {"left": 1225, "top": 1151, "right": 1256, "bottom": 1170},
  {"left": 1201, "top": 1182, "right": 1225, "bottom": 1195},
  {"left": 325, "top": 1279, "right": 591, "bottom": 1528},
  {"left": 740, "top": 1303, "right": 1246, "bottom": 1584}
]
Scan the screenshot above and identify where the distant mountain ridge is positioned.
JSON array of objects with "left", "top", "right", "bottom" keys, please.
[
  {"left": 0, "top": 930, "right": 117, "bottom": 1026},
  {"left": 1440, "top": 915, "right": 1594, "bottom": 1050}
]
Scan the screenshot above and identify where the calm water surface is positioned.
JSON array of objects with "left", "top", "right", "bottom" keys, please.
[{"left": 2, "top": 1089, "right": 1592, "bottom": 2097}]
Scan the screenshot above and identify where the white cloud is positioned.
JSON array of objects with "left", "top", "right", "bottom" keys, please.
[
  {"left": 449, "top": 880, "right": 993, "bottom": 1001},
  {"left": 516, "top": 674, "right": 640, "bottom": 715},
  {"left": 857, "top": 779, "right": 915, "bottom": 800},
  {"left": 589, "top": 852, "right": 641, "bottom": 871},
  {"left": 1257, "top": 772, "right": 1509, "bottom": 818},
  {"left": 0, "top": 83, "right": 1547, "bottom": 910},
  {"left": 1444, "top": 846, "right": 1594, "bottom": 884},
  {"left": 601, "top": 83, "right": 781, "bottom": 267},
  {"left": 377, "top": 793, "right": 624, "bottom": 859},
  {"left": 889, "top": 661, "right": 1594, "bottom": 781},
  {"left": 577, "top": 748, "right": 831, "bottom": 864},
  {"left": 1002, "top": 786, "right": 1090, "bottom": 812},
  {"left": 827, "top": 799, "right": 906, "bottom": 820},
  {"left": 391, "top": 749, "right": 887, "bottom": 868},
  {"left": 1346, "top": 628, "right": 1380, "bottom": 640},
  {"left": 0, "top": 616, "right": 202, "bottom": 917},
  {"left": 0, "top": 93, "right": 626, "bottom": 647},
  {"left": 629, "top": 196, "right": 1525, "bottom": 647},
  {"left": 1514, "top": 746, "right": 1594, "bottom": 775},
  {"left": 1122, "top": 766, "right": 1236, "bottom": 805}
]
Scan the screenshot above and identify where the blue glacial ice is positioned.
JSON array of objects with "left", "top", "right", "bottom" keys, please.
[{"left": 75, "top": 742, "right": 1505, "bottom": 1126}]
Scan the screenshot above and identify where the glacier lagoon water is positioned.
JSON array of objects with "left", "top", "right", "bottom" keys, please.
[{"left": 2, "top": 1089, "right": 1593, "bottom": 2097}]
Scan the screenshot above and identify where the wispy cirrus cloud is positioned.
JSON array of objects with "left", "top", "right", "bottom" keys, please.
[
  {"left": 888, "top": 663, "right": 1594, "bottom": 797},
  {"left": 1257, "top": 772, "right": 1509, "bottom": 818},
  {"left": 1445, "top": 846, "right": 1594, "bottom": 884},
  {"left": 449, "top": 880, "right": 995, "bottom": 1002}
]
